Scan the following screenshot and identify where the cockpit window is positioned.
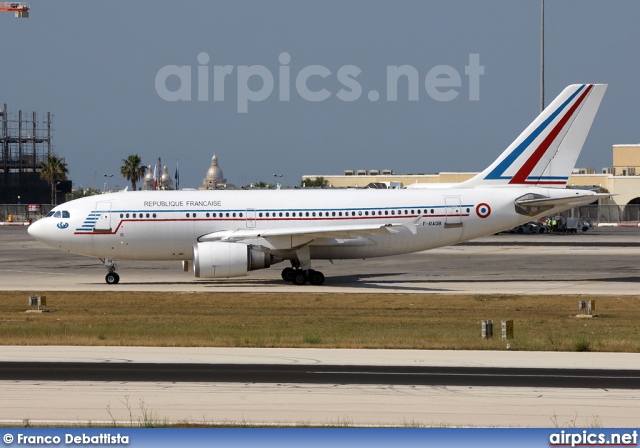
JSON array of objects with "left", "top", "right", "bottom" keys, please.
[
  {"left": 62, "top": 211, "right": 70, "bottom": 218},
  {"left": 53, "top": 211, "right": 61, "bottom": 218},
  {"left": 45, "top": 211, "right": 55, "bottom": 218}
]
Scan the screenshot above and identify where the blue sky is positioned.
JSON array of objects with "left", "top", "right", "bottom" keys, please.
[{"left": 2, "top": 1, "right": 638, "bottom": 189}]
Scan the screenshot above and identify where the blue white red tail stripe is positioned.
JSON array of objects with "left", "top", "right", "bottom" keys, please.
[
  {"left": 484, "top": 84, "right": 587, "bottom": 182},
  {"left": 460, "top": 84, "right": 606, "bottom": 189},
  {"left": 509, "top": 84, "right": 593, "bottom": 184}
]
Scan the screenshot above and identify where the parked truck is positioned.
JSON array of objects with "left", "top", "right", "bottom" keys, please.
[{"left": 548, "top": 215, "right": 593, "bottom": 233}]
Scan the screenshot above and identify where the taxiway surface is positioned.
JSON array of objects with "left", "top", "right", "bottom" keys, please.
[
  {"left": 2, "top": 226, "right": 640, "bottom": 294},
  {"left": 1, "top": 227, "right": 640, "bottom": 426}
]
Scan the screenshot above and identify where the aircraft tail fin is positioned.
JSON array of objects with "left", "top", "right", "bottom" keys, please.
[{"left": 460, "top": 84, "right": 607, "bottom": 188}]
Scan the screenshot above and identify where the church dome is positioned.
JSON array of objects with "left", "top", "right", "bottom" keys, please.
[
  {"left": 143, "top": 165, "right": 153, "bottom": 190},
  {"left": 144, "top": 165, "right": 153, "bottom": 180},
  {"left": 201, "top": 153, "right": 227, "bottom": 189},
  {"left": 205, "top": 154, "right": 224, "bottom": 181},
  {"left": 161, "top": 165, "right": 174, "bottom": 189}
]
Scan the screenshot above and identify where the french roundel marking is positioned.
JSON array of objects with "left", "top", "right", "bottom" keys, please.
[{"left": 476, "top": 203, "right": 491, "bottom": 218}]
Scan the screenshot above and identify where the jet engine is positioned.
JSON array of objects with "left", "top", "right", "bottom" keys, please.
[{"left": 193, "top": 242, "right": 282, "bottom": 278}]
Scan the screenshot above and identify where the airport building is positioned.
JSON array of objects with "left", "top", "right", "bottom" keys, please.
[{"left": 303, "top": 144, "right": 640, "bottom": 208}]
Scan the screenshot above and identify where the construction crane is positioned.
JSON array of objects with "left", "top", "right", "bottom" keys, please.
[{"left": 0, "top": 2, "right": 29, "bottom": 18}]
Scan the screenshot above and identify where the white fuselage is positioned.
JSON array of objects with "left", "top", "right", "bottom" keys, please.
[{"left": 28, "top": 186, "right": 580, "bottom": 262}]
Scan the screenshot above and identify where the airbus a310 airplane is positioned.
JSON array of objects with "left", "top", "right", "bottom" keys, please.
[{"left": 29, "top": 84, "right": 607, "bottom": 285}]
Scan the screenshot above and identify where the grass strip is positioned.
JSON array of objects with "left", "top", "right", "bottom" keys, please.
[{"left": 1, "top": 292, "right": 639, "bottom": 352}]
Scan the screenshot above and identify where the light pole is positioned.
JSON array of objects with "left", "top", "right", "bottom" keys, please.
[
  {"left": 54, "top": 182, "right": 61, "bottom": 206},
  {"left": 273, "top": 174, "right": 283, "bottom": 190},
  {"left": 103, "top": 174, "right": 113, "bottom": 193},
  {"left": 541, "top": 0, "right": 545, "bottom": 112}
]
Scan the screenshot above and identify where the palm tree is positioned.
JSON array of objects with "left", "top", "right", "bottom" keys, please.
[
  {"left": 120, "top": 154, "right": 146, "bottom": 191},
  {"left": 39, "top": 155, "right": 69, "bottom": 205}
]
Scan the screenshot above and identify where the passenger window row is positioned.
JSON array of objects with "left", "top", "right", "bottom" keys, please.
[
  {"left": 119, "top": 213, "right": 157, "bottom": 219},
  {"left": 115, "top": 208, "right": 472, "bottom": 220},
  {"left": 257, "top": 209, "right": 437, "bottom": 217},
  {"left": 188, "top": 212, "right": 244, "bottom": 218}
]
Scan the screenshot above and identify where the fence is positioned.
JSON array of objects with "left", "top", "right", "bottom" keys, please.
[
  {"left": 0, "top": 204, "right": 53, "bottom": 222},
  {"left": 559, "top": 204, "right": 640, "bottom": 225}
]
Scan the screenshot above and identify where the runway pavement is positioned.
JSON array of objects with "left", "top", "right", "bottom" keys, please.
[
  {"left": 1, "top": 227, "right": 640, "bottom": 426},
  {"left": 0, "top": 347, "right": 639, "bottom": 427},
  {"left": 2, "top": 226, "right": 640, "bottom": 294},
  {"left": 2, "top": 362, "right": 639, "bottom": 389}
]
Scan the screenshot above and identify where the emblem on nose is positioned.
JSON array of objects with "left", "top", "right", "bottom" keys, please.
[{"left": 57, "top": 222, "right": 69, "bottom": 229}]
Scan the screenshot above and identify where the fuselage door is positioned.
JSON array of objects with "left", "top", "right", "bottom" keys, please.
[
  {"left": 246, "top": 208, "right": 256, "bottom": 228},
  {"left": 444, "top": 196, "right": 463, "bottom": 228},
  {"left": 94, "top": 202, "right": 112, "bottom": 232}
]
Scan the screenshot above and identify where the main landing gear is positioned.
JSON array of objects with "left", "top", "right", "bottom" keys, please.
[
  {"left": 281, "top": 264, "right": 325, "bottom": 286},
  {"left": 281, "top": 267, "right": 325, "bottom": 285},
  {"left": 280, "top": 245, "right": 325, "bottom": 285},
  {"left": 102, "top": 258, "right": 120, "bottom": 284}
]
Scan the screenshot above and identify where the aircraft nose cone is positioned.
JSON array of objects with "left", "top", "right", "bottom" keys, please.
[{"left": 27, "top": 219, "right": 43, "bottom": 241}]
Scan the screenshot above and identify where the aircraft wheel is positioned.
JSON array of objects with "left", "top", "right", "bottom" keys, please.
[
  {"left": 281, "top": 267, "right": 295, "bottom": 282},
  {"left": 292, "top": 271, "right": 307, "bottom": 285},
  {"left": 308, "top": 270, "right": 325, "bottom": 286},
  {"left": 105, "top": 273, "right": 120, "bottom": 285}
]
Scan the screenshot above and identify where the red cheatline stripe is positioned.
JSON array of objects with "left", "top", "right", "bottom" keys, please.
[
  {"left": 73, "top": 215, "right": 471, "bottom": 235},
  {"left": 509, "top": 84, "right": 593, "bottom": 184}
]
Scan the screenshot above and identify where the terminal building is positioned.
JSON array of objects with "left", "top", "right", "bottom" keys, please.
[
  {"left": 302, "top": 145, "right": 640, "bottom": 223},
  {"left": 303, "top": 145, "right": 640, "bottom": 207}
]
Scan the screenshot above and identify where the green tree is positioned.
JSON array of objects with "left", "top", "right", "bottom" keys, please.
[
  {"left": 301, "top": 176, "right": 329, "bottom": 187},
  {"left": 40, "top": 155, "right": 69, "bottom": 205},
  {"left": 67, "top": 187, "right": 101, "bottom": 201},
  {"left": 120, "top": 154, "right": 146, "bottom": 191}
]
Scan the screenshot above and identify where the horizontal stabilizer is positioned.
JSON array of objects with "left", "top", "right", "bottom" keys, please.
[{"left": 515, "top": 193, "right": 610, "bottom": 208}]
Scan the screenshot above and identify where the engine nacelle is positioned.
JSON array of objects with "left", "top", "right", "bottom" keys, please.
[{"left": 193, "top": 242, "right": 281, "bottom": 278}]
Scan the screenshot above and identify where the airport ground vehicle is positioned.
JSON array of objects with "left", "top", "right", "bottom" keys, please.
[
  {"left": 511, "top": 222, "right": 547, "bottom": 234},
  {"left": 547, "top": 215, "right": 593, "bottom": 233}
]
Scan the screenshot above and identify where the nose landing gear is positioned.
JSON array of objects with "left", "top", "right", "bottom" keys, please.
[
  {"left": 105, "top": 272, "right": 120, "bottom": 284},
  {"left": 102, "top": 258, "right": 120, "bottom": 284}
]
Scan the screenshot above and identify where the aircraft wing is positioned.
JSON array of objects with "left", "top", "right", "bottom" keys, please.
[
  {"left": 515, "top": 193, "right": 610, "bottom": 208},
  {"left": 198, "top": 217, "right": 421, "bottom": 242}
]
